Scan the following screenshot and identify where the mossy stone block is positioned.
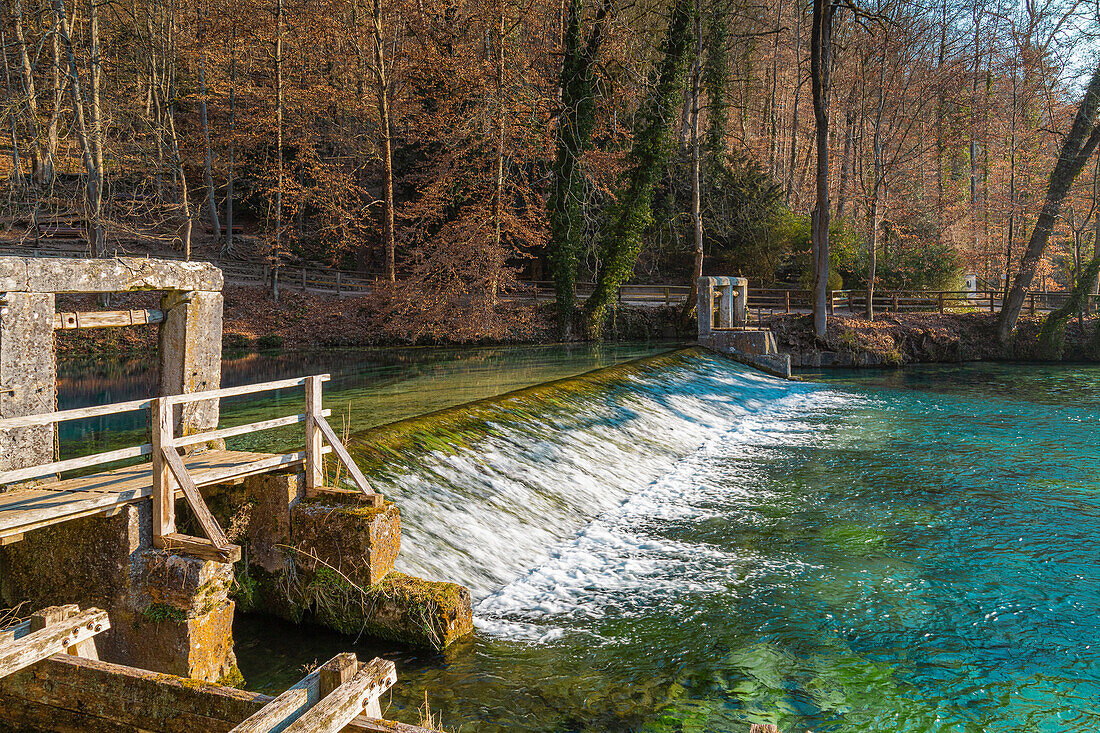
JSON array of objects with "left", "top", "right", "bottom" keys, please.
[{"left": 291, "top": 500, "right": 400, "bottom": 587}]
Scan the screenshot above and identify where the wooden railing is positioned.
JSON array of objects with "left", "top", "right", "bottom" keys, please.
[{"left": 0, "top": 374, "right": 381, "bottom": 562}]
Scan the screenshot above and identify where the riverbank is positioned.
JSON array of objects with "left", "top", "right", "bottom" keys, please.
[
  {"left": 767, "top": 311, "right": 1100, "bottom": 367},
  {"left": 54, "top": 285, "right": 690, "bottom": 357}
]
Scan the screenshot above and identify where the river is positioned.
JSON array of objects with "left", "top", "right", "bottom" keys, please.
[{"left": 59, "top": 347, "right": 1100, "bottom": 731}]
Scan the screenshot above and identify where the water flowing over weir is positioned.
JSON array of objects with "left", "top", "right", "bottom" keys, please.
[{"left": 236, "top": 353, "right": 1100, "bottom": 732}]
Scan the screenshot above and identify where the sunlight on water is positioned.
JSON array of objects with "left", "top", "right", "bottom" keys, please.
[{"left": 234, "top": 352, "right": 1100, "bottom": 732}]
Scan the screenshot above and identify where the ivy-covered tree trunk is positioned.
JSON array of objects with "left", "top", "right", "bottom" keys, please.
[
  {"left": 548, "top": 0, "right": 611, "bottom": 338},
  {"left": 1037, "top": 249, "right": 1100, "bottom": 359},
  {"left": 582, "top": 0, "right": 694, "bottom": 338}
]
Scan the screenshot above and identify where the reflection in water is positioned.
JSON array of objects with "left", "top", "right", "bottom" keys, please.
[
  {"left": 55, "top": 342, "right": 675, "bottom": 458},
  {"left": 226, "top": 354, "right": 1100, "bottom": 733}
]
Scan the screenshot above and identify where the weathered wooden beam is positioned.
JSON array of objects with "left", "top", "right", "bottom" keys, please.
[
  {"left": 0, "top": 607, "right": 109, "bottom": 679},
  {"left": 0, "top": 652, "right": 266, "bottom": 732},
  {"left": 304, "top": 375, "right": 325, "bottom": 492},
  {"left": 315, "top": 415, "right": 382, "bottom": 505},
  {"left": 53, "top": 309, "right": 164, "bottom": 330},
  {"left": 0, "top": 443, "right": 152, "bottom": 485},
  {"left": 151, "top": 398, "right": 176, "bottom": 539},
  {"left": 30, "top": 605, "right": 97, "bottom": 660},
  {"left": 0, "top": 396, "right": 152, "bottom": 430},
  {"left": 354, "top": 719, "right": 441, "bottom": 733},
  {"left": 172, "top": 410, "right": 329, "bottom": 449},
  {"left": 189, "top": 448, "right": 330, "bottom": 487},
  {"left": 230, "top": 653, "right": 359, "bottom": 733},
  {"left": 156, "top": 533, "right": 242, "bottom": 563},
  {"left": 163, "top": 375, "right": 330, "bottom": 407},
  {"left": 281, "top": 658, "right": 397, "bottom": 733},
  {"left": 161, "top": 448, "right": 231, "bottom": 549}
]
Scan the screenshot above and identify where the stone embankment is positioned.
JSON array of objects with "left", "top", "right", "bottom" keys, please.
[{"left": 767, "top": 312, "right": 1100, "bottom": 367}]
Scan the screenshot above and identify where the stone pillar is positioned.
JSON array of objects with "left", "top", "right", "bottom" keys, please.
[
  {"left": 0, "top": 292, "right": 56, "bottom": 475},
  {"left": 718, "top": 284, "right": 733, "bottom": 328},
  {"left": 696, "top": 278, "right": 714, "bottom": 338},
  {"left": 0, "top": 503, "right": 239, "bottom": 683},
  {"left": 159, "top": 290, "right": 223, "bottom": 438},
  {"left": 733, "top": 279, "right": 748, "bottom": 326}
]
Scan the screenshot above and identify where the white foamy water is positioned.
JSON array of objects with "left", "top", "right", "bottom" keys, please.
[{"left": 366, "top": 353, "right": 855, "bottom": 640}]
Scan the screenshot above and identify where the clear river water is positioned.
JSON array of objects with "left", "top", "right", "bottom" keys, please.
[{"left": 58, "top": 346, "right": 1100, "bottom": 731}]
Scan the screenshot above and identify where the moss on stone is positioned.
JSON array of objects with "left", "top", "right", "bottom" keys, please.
[{"left": 142, "top": 603, "right": 187, "bottom": 624}]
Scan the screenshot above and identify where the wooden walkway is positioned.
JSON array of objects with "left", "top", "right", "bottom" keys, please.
[{"left": 0, "top": 450, "right": 304, "bottom": 543}]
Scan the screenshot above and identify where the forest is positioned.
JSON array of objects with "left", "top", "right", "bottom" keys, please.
[{"left": 1, "top": 0, "right": 1098, "bottom": 340}]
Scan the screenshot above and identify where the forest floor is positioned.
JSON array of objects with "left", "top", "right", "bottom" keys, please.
[
  {"left": 54, "top": 284, "right": 692, "bottom": 358},
  {"left": 765, "top": 311, "right": 1100, "bottom": 367}
]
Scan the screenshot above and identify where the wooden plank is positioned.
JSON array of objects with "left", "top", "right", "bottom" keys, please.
[
  {"left": 172, "top": 411, "right": 329, "bottom": 449},
  {"left": 0, "top": 397, "right": 152, "bottom": 430},
  {"left": 30, "top": 605, "right": 96, "bottom": 660},
  {"left": 281, "top": 658, "right": 397, "bottom": 733},
  {"left": 53, "top": 309, "right": 164, "bottom": 330},
  {"left": 162, "top": 448, "right": 231, "bottom": 549},
  {"left": 315, "top": 416, "right": 379, "bottom": 502},
  {"left": 0, "top": 450, "right": 315, "bottom": 539},
  {"left": 305, "top": 376, "right": 324, "bottom": 491},
  {"left": 0, "top": 652, "right": 267, "bottom": 733},
  {"left": 189, "top": 449, "right": 329, "bottom": 488},
  {"left": 152, "top": 398, "right": 176, "bottom": 538},
  {"left": 0, "top": 608, "right": 109, "bottom": 679},
  {"left": 354, "top": 719, "right": 441, "bottom": 733},
  {"left": 0, "top": 444, "right": 152, "bottom": 485},
  {"left": 155, "top": 533, "right": 242, "bottom": 563},
  {"left": 164, "top": 375, "right": 331, "bottom": 407},
  {"left": 319, "top": 653, "right": 358, "bottom": 699}
]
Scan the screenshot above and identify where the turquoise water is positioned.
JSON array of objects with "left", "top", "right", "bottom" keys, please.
[{"left": 232, "top": 353, "right": 1100, "bottom": 732}]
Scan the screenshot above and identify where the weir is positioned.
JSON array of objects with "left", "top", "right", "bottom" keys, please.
[{"left": 0, "top": 256, "right": 472, "bottom": 731}]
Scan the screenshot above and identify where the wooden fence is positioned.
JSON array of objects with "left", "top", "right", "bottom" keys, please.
[{"left": 0, "top": 244, "right": 1093, "bottom": 314}]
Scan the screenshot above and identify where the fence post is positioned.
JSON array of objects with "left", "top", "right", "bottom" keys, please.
[
  {"left": 989, "top": 291, "right": 995, "bottom": 312},
  {"left": 301, "top": 267, "right": 307, "bottom": 291},
  {"left": 151, "top": 398, "right": 176, "bottom": 541},
  {"left": 828, "top": 291, "right": 835, "bottom": 315},
  {"left": 665, "top": 287, "right": 670, "bottom": 307},
  {"left": 1029, "top": 293, "right": 1035, "bottom": 316},
  {"left": 785, "top": 290, "right": 791, "bottom": 314},
  {"left": 336, "top": 271, "right": 342, "bottom": 297},
  {"left": 305, "top": 376, "right": 324, "bottom": 492},
  {"left": 938, "top": 292, "right": 944, "bottom": 314},
  {"left": 893, "top": 294, "right": 899, "bottom": 312}
]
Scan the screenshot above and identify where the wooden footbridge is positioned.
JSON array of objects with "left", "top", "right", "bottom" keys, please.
[
  {"left": 0, "top": 255, "right": 454, "bottom": 731},
  {"left": 0, "top": 374, "right": 381, "bottom": 561}
]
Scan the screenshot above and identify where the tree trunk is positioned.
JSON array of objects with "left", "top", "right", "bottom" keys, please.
[
  {"left": 997, "top": 61, "right": 1100, "bottom": 342},
  {"left": 489, "top": 0, "right": 507, "bottom": 307},
  {"left": 53, "top": 0, "right": 104, "bottom": 256},
  {"left": 810, "top": 0, "right": 834, "bottom": 337},
  {"left": 225, "top": 13, "right": 237, "bottom": 256},
  {"left": 370, "top": 0, "right": 396, "bottom": 283},
  {"left": 767, "top": 0, "right": 785, "bottom": 177},
  {"left": 682, "top": 0, "right": 704, "bottom": 322},
  {"left": 274, "top": 0, "right": 284, "bottom": 290},
  {"left": 786, "top": 3, "right": 802, "bottom": 203},
  {"left": 198, "top": 49, "right": 221, "bottom": 238},
  {"left": 12, "top": 0, "right": 46, "bottom": 182},
  {"left": 1, "top": 26, "right": 23, "bottom": 187}
]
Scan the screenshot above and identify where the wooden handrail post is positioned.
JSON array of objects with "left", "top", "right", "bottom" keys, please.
[
  {"left": 151, "top": 398, "right": 176, "bottom": 539},
  {"left": 938, "top": 292, "right": 944, "bottom": 314},
  {"left": 1029, "top": 292, "right": 1036, "bottom": 316},
  {"left": 785, "top": 290, "right": 790, "bottom": 314},
  {"left": 305, "top": 376, "right": 324, "bottom": 491},
  {"left": 336, "top": 271, "right": 342, "bottom": 296}
]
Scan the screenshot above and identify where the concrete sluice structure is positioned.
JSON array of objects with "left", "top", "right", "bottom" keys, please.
[
  {"left": 0, "top": 256, "right": 469, "bottom": 732},
  {"left": 696, "top": 276, "right": 791, "bottom": 379}
]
